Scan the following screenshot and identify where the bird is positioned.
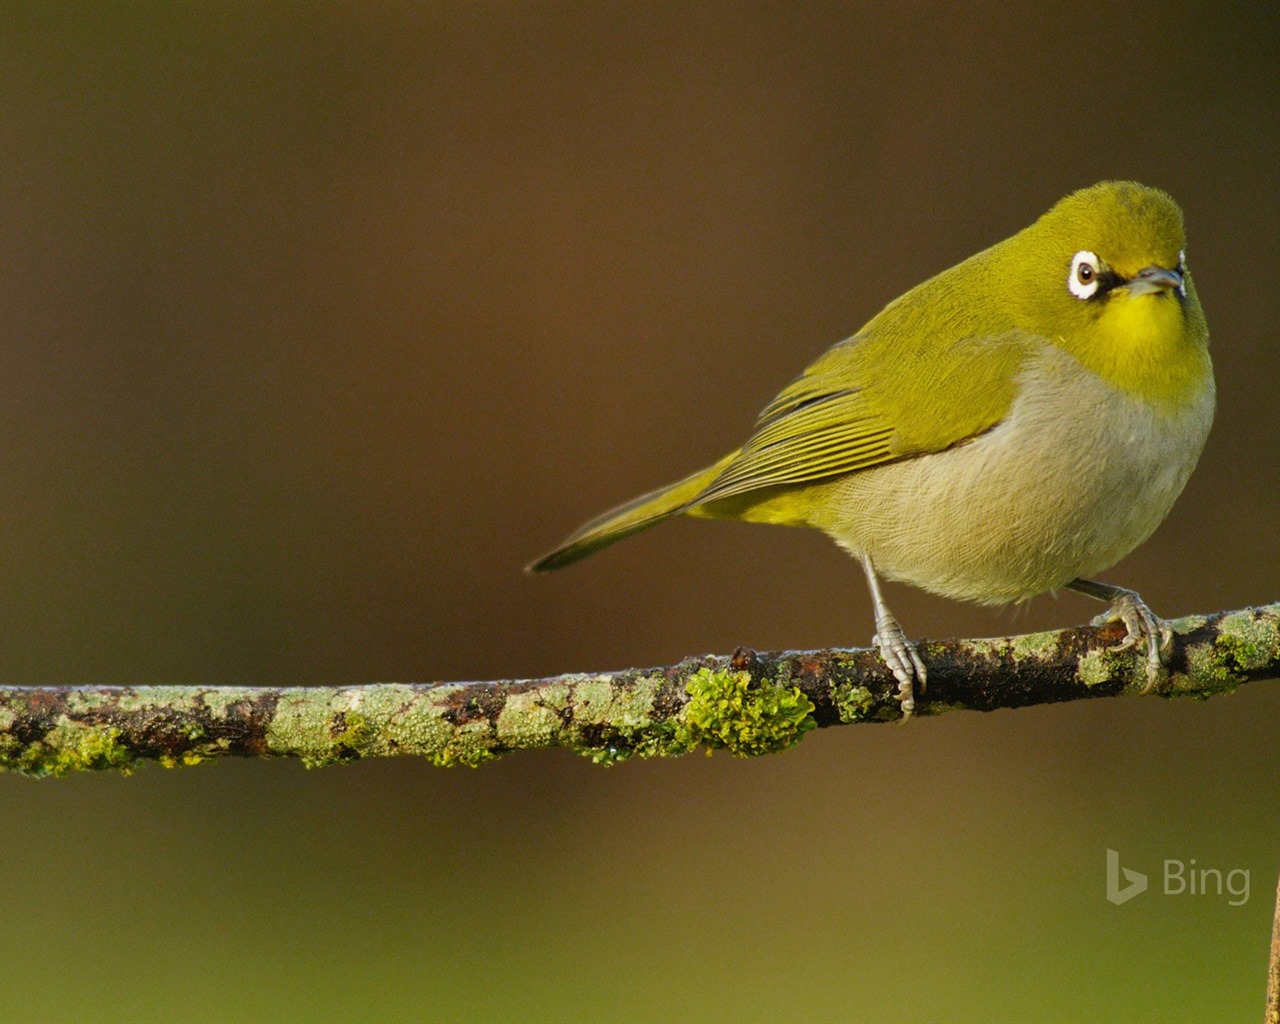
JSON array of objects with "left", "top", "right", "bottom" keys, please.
[{"left": 528, "top": 181, "right": 1214, "bottom": 716}]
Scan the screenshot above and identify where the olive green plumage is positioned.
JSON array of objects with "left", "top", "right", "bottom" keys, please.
[{"left": 530, "top": 181, "right": 1214, "bottom": 713}]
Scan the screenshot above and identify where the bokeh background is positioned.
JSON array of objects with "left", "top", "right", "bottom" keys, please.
[{"left": 1, "top": 3, "right": 1277, "bottom": 1021}]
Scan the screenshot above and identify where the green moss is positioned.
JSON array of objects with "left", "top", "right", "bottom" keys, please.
[
  {"left": 265, "top": 692, "right": 337, "bottom": 767},
  {"left": 832, "top": 683, "right": 876, "bottom": 723},
  {"left": 112, "top": 687, "right": 209, "bottom": 714},
  {"left": 567, "top": 675, "right": 680, "bottom": 765},
  {"left": 388, "top": 686, "right": 502, "bottom": 768},
  {"left": 278, "top": 708, "right": 377, "bottom": 766},
  {"left": 332, "top": 710, "right": 373, "bottom": 751},
  {"left": 1010, "top": 629, "right": 1062, "bottom": 661},
  {"left": 158, "top": 750, "right": 209, "bottom": 769},
  {"left": 0, "top": 725, "right": 137, "bottom": 778},
  {"left": 262, "top": 686, "right": 505, "bottom": 769},
  {"left": 498, "top": 673, "right": 690, "bottom": 765},
  {"left": 425, "top": 725, "right": 500, "bottom": 768},
  {"left": 1214, "top": 612, "right": 1279, "bottom": 673},
  {"left": 496, "top": 689, "right": 564, "bottom": 750},
  {"left": 625, "top": 718, "right": 694, "bottom": 761},
  {"left": 585, "top": 718, "right": 691, "bottom": 766},
  {"left": 195, "top": 687, "right": 269, "bottom": 716},
  {"left": 1170, "top": 612, "right": 1280, "bottom": 697},
  {"left": 673, "top": 668, "right": 815, "bottom": 758},
  {"left": 1182, "top": 641, "right": 1243, "bottom": 694},
  {"left": 571, "top": 677, "right": 662, "bottom": 732},
  {"left": 1076, "top": 648, "right": 1114, "bottom": 687}
]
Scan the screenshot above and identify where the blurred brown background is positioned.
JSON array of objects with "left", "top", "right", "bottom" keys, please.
[{"left": 0, "top": 2, "right": 1276, "bottom": 1021}]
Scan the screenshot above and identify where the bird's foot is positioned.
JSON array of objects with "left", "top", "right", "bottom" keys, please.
[
  {"left": 872, "top": 613, "right": 927, "bottom": 718},
  {"left": 1089, "top": 587, "right": 1173, "bottom": 693}
]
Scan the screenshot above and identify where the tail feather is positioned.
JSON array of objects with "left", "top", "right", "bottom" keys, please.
[{"left": 526, "top": 453, "right": 736, "bottom": 572}]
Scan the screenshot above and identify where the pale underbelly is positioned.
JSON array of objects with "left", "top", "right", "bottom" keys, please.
[{"left": 726, "top": 353, "right": 1214, "bottom": 605}]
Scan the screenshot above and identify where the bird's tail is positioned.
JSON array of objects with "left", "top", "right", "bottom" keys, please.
[{"left": 526, "top": 453, "right": 736, "bottom": 572}]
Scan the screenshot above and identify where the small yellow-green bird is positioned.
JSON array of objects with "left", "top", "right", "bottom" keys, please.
[{"left": 529, "top": 182, "right": 1214, "bottom": 715}]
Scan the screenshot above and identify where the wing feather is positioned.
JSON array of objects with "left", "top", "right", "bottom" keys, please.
[{"left": 690, "top": 330, "right": 1030, "bottom": 509}]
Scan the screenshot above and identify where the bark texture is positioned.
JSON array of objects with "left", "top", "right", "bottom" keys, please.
[{"left": 0, "top": 604, "right": 1276, "bottom": 776}]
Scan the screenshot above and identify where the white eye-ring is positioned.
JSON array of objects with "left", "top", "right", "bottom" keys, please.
[{"left": 1068, "top": 250, "right": 1100, "bottom": 300}]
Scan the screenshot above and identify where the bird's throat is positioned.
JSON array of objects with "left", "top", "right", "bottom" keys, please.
[{"left": 1079, "top": 293, "right": 1207, "bottom": 410}]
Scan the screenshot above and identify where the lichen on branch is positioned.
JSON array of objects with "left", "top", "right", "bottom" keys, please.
[{"left": 0, "top": 603, "right": 1276, "bottom": 777}]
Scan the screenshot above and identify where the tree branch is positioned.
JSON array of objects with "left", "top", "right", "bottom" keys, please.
[
  {"left": 1, "top": 604, "right": 1276, "bottom": 776},
  {"left": 1267, "top": 867, "right": 1280, "bottom": 1024}
]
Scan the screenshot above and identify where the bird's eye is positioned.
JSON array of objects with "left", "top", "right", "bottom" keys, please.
[{"left": 1068, "top": 250, "right": 1101, "bottom": 300}]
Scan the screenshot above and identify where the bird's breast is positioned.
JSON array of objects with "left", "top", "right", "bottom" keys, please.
[{"left": 813, "top": 343, "right": 1215, "bottom": 604}]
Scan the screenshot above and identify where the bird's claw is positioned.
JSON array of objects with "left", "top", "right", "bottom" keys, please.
[
  {"left": 872, "top": 619, "right": 927, "bottom": 719},
  {"left": 1090, "top": 589, "right": 1172, "bottom": 693}
]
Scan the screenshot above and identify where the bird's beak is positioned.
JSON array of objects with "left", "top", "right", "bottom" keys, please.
[{"left": 1126, "top": 265, "right": 1184, "bottom": 296}]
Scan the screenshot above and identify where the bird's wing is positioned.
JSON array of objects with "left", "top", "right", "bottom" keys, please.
[{"left": 691, "top": 330, "right": 1031, "bottom": 506}]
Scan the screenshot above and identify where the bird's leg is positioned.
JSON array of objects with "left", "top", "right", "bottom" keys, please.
[
  {"left": 1066, "top": 578, "right": 1173, "bottom": 693},
  {"left": 862, "top": 557, "right": 927, "bottom": 717}
]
